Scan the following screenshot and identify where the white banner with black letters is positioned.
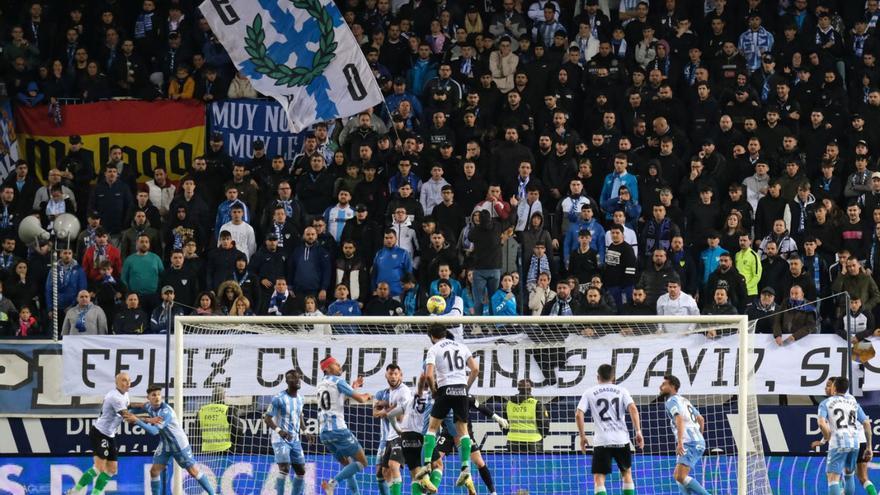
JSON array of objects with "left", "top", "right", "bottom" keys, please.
[{"left": 62, "top": 334, "right": 848, "bottom": 397}]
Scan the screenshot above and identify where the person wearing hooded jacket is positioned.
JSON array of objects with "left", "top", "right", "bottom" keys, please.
[
  {"left": 783, "top": 182, "right": 816, "bottom": 244},
  {"left": 758, "top": 219, "right": 798, "bottom": 260},
  {"left": 469, "top": 208, "right": 508, "bottom": 316},
  {"left": 703, "top": 252, "right": 749, "bottom": 313},
  {"left": 43, "top": 253, "right": 84, "bottom": 315}
]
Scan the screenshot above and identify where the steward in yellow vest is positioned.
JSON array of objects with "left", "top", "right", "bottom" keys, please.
[
  {"left": 198, "top": 387, "right": 232, "bottom": 453},
  {"left": 504, "top": 379, "right": 548, "bottom": 453}
]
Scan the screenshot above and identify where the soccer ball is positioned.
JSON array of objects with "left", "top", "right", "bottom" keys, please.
[{"left": 426, "top": 295, "right": 447, "bottom": 315}]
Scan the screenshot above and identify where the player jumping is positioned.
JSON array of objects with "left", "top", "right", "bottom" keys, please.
[
  {"left": 128, "top": 385, "right": 216, "bottom": 494},
  {"left": 576, "top": 364, "right": 644, "bottom": 495},
  {"left": 435, "top": 396, "right": 508, "bottom": 495},
  {"left": 816, "top": 376, "right": 869, "bottom": 495},
  {"left": 414, "top": 323, "right": 480, "bottom": 492},
  {"left": 374, "top": 386, "right": 391, "bottom": 495},
  {"left": 659, "top": 374, "right": 711, "bottom": 495},
  {"left": 265, "top": 370, "right": 308, "bottom": 495},
  {"left": 373, "top": 363, "right": 414, "bottom": 495},
  {"left": 317, "top": 355, "right": 372, "bottom": 494},
  {"left": 67, "top": 372, "right": 134, "bottom": 495}
]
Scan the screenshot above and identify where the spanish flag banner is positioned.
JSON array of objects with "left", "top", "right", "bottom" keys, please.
[{"left": 15, "top": 100, "right": 206, "bottom": 183}]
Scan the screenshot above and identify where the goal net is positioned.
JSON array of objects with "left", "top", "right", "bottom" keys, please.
[{"left": 172, "top": 315, "right": 772, "bottom": 495}]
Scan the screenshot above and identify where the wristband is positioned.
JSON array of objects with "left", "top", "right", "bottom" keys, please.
[
  {"left": 819, "top": 438, "right": 827, "bottom": 445},
  {"left": 274, "top": 427, "right": 282, "bottom": 434}
]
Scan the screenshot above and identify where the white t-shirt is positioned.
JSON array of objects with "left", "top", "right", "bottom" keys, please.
[
  {"left": 384, "top": 384, "right": 413, "bottom": 441},
  {"left": 94, "top": 388, "right": 130, "bottom": 438},
  {"left": 401, "top": 389, "right": 433, "bottom": 434},
  {"left": 577, "top": 383, "right": 635, "bottom": 446},
  {"left": 425, "top": 338, "right": 473, "bottom": 388}
]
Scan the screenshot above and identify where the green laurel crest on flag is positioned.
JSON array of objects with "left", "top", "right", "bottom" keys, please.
[{"left": 243, "top": 0, "right": 338, "bottom": 87}]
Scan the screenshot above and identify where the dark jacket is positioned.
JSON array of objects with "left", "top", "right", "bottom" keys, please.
[
  {"left": 746, "top": 301, "right": 779, "bottom": 334},
  {"left": 468, "top": 210, "right": 505, "bottom": 270},
  {"left": 89, "top": 179, "right": 134, "bottom": 234},
  {"left": 288, "top": 241, "right": 332, "bottom": 294},
  {"left": 112, "top": 307, "right": 149, "bottom": 334},
  {"left": 703, "top": 268, "right": 749, "bottom": 313},
  {"left": 773, "top": 299, "right": 817, "bottom": 340}
]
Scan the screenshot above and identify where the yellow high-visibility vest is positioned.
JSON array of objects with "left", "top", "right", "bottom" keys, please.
[
  {"left": 198, "top": 403, "right": 232, "bottom": 452},
  {"left": 506, "top": 398, "right": 541, "bottom": 442}
]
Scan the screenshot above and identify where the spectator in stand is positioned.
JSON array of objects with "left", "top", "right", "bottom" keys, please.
[
  {"left": 219, "top": 204, "right": 256, "bottom": 261},
  {"left": 604, "top": 225, "right": 637, "bottom": 307},
  {"left": 364, "top": 282, "right": 403, "bottom": 316},
  {"left": 773, "top": 285, "right": 817, "bottom": 345},
  {"left": 735, "top": 233, "right": 762, "bottom": 301},
  {"left": 746, "top": 287, "right": 779, "bottom": 334},
  {"left": 61, "top": 291, "right": 107, "bottom": 336},
  {"left": 840, "top": 295, "right": 876, "bottom": 342},
  {"left": 89, "top": 165, "right": 133, "bottom": 240},
  {"left": 45, "top": 248, "right": 87, "bottom": 318},
  {"left": 262, "top": 278, "right": 297, "bottom": 316},
  {"left": 468, "top": 209, "right": 506, "bottom": 316},
  {"left": 194, "top": 291, "right": 220, "bottom": 316},
  {"left": 149, "top": 286, "right": 186, "bottom": 334},
  {"left": 289, "top": 226, "right": 332, "bottom": 309},
  {"left": 656, "top": 277, "right": 699, "bottom": 333},
  {"left": 832, "top": 257, "right": 880, "bottom": 316},
  {"left": 205, "top": 231, "right": 239, "bottom": 290},
  {"left": 12, "top": 306, "right": 41, "bottom": 338},
  {"left": 80, "top": 228, "right": 121, "bottom": 286},
  {"left": 121, "top": 234, "right": 164, "bottom": 312},
  {"left": 703, "top": 252, "right": 748, "bottom": 313},
  {"left": 120, "top": 209, "right": 161, "bottom": 259}
]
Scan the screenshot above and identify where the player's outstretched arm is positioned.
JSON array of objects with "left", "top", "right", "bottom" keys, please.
[
  {"left": 627, "top": 403, "right": 644, "bottom": 449},
  {"left": 125, "top": 413, "right": 161, "bottom": 435},
  {"left": 471, "top": 397, "right": 509, "bottom": 428},
  {"left": 864, "top": 418, "right": 874, "bottom": 461}
]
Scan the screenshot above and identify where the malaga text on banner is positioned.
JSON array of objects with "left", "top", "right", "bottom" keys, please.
[
  {"left": 15, "top": 100, "right": 206, "bottom": 184},
  {"left": 199, "top": 0, "right": 383, "bottom": 132}
]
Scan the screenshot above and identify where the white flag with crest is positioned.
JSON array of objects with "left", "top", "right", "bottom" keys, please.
[{"left": 199, "top": 0, "right": 383, "bottom": 132}]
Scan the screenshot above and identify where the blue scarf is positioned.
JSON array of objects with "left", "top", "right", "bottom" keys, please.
[
  {"left": 134, "top": 11, "right": 154, "bottom": 39},
  {"left": 789, "top": 298, "right": 817, "bottom": 313},
  {"left": 0, "top": 204, "right": 10, "bottom": 229},
  {"left": 75, "top": 304, "right": 91, "bottom": 332}
]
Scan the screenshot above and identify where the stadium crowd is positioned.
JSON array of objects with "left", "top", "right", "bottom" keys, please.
[{"left": 2, "top": 0, "right": 880, "bottom": 339}]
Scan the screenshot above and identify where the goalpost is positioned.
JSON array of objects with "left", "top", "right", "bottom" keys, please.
[{"left": 172, "top": 315, "right": 772, "bottom": 495}]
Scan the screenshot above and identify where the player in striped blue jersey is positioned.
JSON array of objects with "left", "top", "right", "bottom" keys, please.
[
  {"left": 317, "top": 356, "right": 372, "bottom": 494},
  {"left": 127, "top": 385, "right": 216, "bottom": 495},
  {"left": 264, "top": 370, "right": 308, "bottom": 495},
  {"left": 373, "top": 387, "right": 391, "bottom": 495},
  {"left": 660, "top": 375, "right": 710, "bottom": 495},
  {"left": 373, "top": 364, "right": 413, "bottom": 495},
  {"left": 813, "top": 377, "right": 876, "bottom": 495},
  {"left": 817, "top": 376, "right": 870, "bottom": 495}
]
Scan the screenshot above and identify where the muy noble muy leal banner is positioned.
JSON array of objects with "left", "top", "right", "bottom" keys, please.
[
  {"left": 62, "top": 333, "right": 848, "bottom": 396},
  {"left": 15, "top": 100, "right": 205, "bottom": 183}
]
